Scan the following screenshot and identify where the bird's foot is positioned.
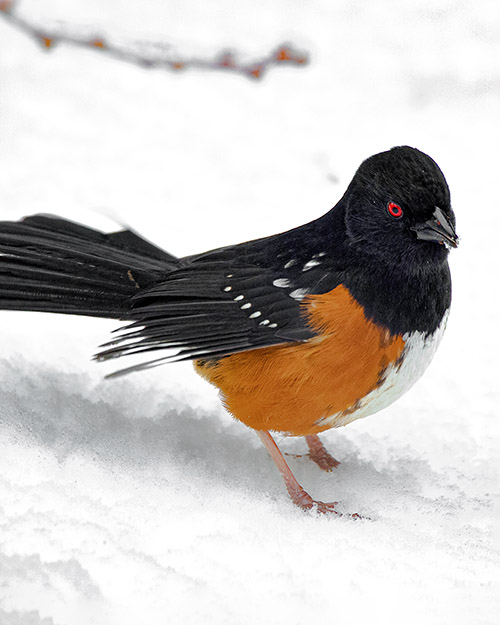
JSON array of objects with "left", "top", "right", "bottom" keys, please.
[
  {"left": 257, "top": 430, "right": 360, "bottom": 518},
  {"left": 287, "top": 482, "right": 361, "bottom": 517},
  {"left": 305, "top": 434, "right": 340, "bottom": 472},
  {"left": 283, "top": 475, "right": 337, "bottom": 514}
]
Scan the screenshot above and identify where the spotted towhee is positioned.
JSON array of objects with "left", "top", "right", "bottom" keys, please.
[{"left": 0, "top": 146, "right": 458, "bottom": 514}]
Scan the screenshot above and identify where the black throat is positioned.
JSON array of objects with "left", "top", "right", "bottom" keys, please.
[{"left": 344, "top": 259, "right": 451, "bottom": 337}]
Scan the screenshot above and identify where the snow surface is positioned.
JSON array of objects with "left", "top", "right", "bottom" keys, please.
[{"left": 0, "top": 1, "right": 499, "bottom": 624}]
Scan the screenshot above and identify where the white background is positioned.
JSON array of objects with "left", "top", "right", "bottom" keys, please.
[{"left": 0, "top": 1, "right": 498, "bottom": 624}]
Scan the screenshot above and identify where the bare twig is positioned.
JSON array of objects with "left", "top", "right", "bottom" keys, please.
[{"left": 0, "top": 0, "right": 309, "bottom": 80}]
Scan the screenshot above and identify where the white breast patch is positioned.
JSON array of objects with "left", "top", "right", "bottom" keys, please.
[{"left": 317, "top": 310, "right": 450, "bottom": 429}]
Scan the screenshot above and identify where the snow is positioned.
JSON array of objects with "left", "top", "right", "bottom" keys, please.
[{"left": 0, "top": 1, "right": 499, "bottom": 624}]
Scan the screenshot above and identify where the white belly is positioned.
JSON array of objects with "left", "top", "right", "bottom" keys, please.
[{"left": 318, "top": 310, "right": 449, "bottom": 429}]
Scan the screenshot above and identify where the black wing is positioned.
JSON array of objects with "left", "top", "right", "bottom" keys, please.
[{"left": 97, "top": 224, "right": 344, "bottom": 374}]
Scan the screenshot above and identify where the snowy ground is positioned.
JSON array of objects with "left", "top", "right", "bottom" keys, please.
[{"left": 0, "top": 1, "right": 499, "bottom": 624}]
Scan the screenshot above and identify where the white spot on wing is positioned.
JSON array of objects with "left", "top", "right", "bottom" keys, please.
[
  {"left": 224, "top": 286, "right": 232, "bottom": 292},
  {"left": 249, "top": 311, "right": 262, "bottom": 318},
  {"left": 273, "top": 278, "right": 291, "bottom": 288},
  {"left": 241, "top": 303, "right": 251, "bottom": 310},
  {"left": 259, "top": 319, "right": 270, "bottom": 326},
  {"left": 303, "top": 259, "right": 321, "bottom": 271},
  {"left": 289, "top": 288, "right": 308, "bottom": 301},
  {"left": 284, "top": 259, "right": 297, "bottom": 269},
  {"left": 234, "top": 295, "right": 244, "bottom": 301}
]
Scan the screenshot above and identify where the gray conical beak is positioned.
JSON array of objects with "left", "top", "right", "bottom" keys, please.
[{"left": 412, "top": 207, "right": 459, "bottom": 249}]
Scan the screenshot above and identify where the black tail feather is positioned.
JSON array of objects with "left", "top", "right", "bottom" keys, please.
[{"left": 0, "top": 214, "right": 178, "bottom": 319}]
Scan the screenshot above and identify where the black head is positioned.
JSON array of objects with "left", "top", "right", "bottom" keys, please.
[{"left": 343, "top": 146, "right": 458, "bottom": 268}]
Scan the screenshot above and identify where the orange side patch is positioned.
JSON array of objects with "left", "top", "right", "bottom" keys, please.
[{"left": 194, "top": 285, "right": 405, "bottom": 436}]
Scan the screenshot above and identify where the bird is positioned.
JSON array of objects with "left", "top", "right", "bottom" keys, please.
[{"left": 0, "top": 145, "right": 458, "bottom": 514}]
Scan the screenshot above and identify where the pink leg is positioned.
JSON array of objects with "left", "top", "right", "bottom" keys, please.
[
  {"left": 257, "top": 430, "right": 339, "bottom": 514},
  {"left": 305, "top": 434, "right": 340, "bottom": 472}
]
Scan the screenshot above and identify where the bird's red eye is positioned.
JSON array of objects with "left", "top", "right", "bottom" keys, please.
[{"left": 387, "top": 202, "right": 403, "bottom": 218}]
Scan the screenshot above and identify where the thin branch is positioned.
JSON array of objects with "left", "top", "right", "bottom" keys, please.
[{"left": 0, "top": 0, "right": 309, "bottom": 80}]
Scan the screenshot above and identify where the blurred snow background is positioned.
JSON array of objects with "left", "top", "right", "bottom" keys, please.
[{"left": 0, "top": 0, "right": 499, "bottom": 623}]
